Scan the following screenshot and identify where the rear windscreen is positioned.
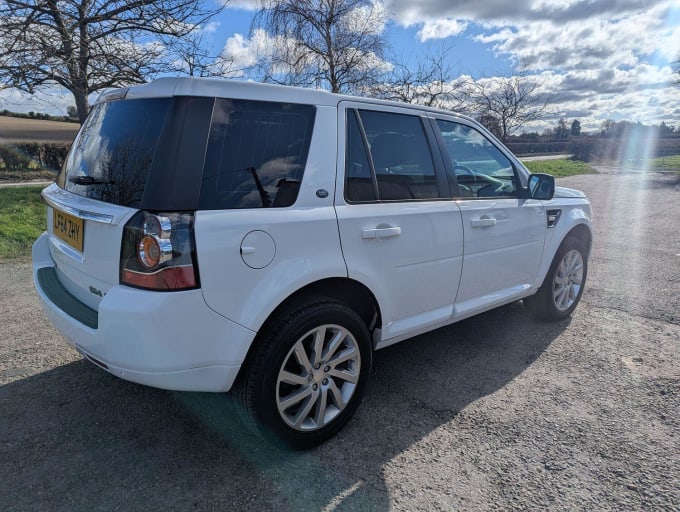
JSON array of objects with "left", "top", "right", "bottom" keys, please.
[{"left": 58, "top": 98, "right": 171, "bottom": 207}]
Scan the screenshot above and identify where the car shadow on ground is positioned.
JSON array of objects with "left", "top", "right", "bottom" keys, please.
[{"left": 1, "top": 302, "right": 569, "bottom": 511}]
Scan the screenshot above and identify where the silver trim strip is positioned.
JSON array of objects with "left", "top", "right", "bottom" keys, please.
[{"left": 42, "top": 192, "right": 114, "bottom": 224}]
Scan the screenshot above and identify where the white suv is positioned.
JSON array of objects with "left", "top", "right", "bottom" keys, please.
[{"left": 33, "top": 77, "right": 592, "bottom": 449}]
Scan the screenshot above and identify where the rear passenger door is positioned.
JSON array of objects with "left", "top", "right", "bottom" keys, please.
[
  {"left": 335, "top": 103, "right": 464, "bottom": 347},
  {"left": 432, "top": 118, "right": 546, "bottom": 319}
]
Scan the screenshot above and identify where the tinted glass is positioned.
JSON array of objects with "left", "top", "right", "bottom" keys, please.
[
  {"left": 345, "top": 110, "right": 377, "bottom": 202},
  {"left": 59, "top": 98, "right": 170, "bottom": 207},
  {"left": 436, "top": 119, "right": 519, "bottom": 198},
  {"left": 359, "top": 110, "right": 441, "bottom": 201},
  {"left": 200, "top": 99, "right": 315, "bottom": 209}
]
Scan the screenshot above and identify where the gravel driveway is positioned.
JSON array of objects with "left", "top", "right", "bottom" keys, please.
[{"left": 1, "top": 171, "right": 678, "bottom": 511}]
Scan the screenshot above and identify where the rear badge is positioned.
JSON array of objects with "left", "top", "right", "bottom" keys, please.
[{"left": 89, "top": 286, "right": 103, "bottom": 298}]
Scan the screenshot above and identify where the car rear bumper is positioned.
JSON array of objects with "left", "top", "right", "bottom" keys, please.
[{"left": 32, "top": 233, "right": 256, "bottom": 392}]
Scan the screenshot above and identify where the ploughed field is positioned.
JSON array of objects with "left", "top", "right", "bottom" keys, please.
[{"left": 0, "top": 116, "right": 79, "bottom": 143}]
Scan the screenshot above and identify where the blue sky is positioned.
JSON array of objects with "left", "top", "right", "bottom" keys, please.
[
  {"left": 207, "top": 4, "right": 510, "bottom": 76},
  {"left": 1, "top": 0, "right": 679, "bottom": 133}
]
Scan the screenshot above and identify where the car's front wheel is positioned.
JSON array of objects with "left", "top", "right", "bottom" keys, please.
[
  {"left": 524, "top": 235, "right": 588, "bottom": 321},
  {"left": 234, "top": 299, "right": 372, "bottom": 449}
]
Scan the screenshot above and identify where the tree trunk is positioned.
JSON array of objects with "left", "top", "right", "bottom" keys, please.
[{"left": 73, "top": 88, "right": 89, "bottom": 124}]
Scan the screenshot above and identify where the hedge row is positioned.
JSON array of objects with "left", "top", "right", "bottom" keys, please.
[
  {"left": 0, "top": 142, "right": 70, "bottom": 171},
  {"left": 508, "top": 138, "right": 680, "bottom": 162},
  {"left": 506, "top": 141, "right": 570, "bottom": 156}
]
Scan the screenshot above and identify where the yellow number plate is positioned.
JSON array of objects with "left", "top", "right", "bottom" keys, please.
[{"left": 52, "top": 208, "right": 84, "bottom": 252}]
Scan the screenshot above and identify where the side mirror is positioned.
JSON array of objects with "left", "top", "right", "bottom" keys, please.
[{"left": 528, "top": 173, "right": 555, "bottom": 200}]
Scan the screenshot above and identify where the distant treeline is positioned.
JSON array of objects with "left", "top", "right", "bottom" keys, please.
[
  {"left": 507, "top": 137, "right": 680, "bottom": 162},
  {"left": 1, "top": 110, "right": 78, "bottom": 123}
]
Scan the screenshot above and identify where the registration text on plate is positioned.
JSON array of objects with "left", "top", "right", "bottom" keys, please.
[{"left": 53, "top": 208, "right": 84, "bottom": 252}]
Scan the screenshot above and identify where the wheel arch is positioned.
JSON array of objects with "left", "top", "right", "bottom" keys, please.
[
  {"left": 235, "top": 277, "right": 382, "bottom": 383},
  {"left": 534, "top": 216, "right": 592, "bottom": 291},
  {"left": 258, "top": 277, "right": 381, "bottom": 334},
  {"left": 561, "top": 222, "right": 592, "bottom": 257},
  {"left": 525, "top": 221, "right": 591, "bottom": 321}
]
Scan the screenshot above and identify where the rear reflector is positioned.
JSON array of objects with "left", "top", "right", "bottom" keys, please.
[{"left": 121, "top": 266, "right": 197, "bottom": 290}]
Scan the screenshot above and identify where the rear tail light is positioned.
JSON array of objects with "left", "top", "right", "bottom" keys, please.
[{"left": 120, "top": 211, "right": 200, "bottom": 291}]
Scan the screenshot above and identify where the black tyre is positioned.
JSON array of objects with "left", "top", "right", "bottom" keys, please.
[
  {"left": 234, "top": 299, "right": 372, "bottom": 450},
  {"left": 524, "top": 235, "right": 588, "bottom": 321}
]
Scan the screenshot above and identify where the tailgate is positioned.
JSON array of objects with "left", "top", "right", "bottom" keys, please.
[{"left": 42, "top": 184, "right": 137, "bottom": 310}]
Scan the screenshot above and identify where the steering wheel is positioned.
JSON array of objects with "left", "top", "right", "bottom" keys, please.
[{"left": 453, "top": 165, "right": 475, "bottom": 178}]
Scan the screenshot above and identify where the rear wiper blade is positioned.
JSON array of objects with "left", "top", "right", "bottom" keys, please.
[
  {"left": 69, "top": 176, "right": 115, "bottom": 185},
  {"left": 244, "top": 166, "right": 272, "bottom": 207}
]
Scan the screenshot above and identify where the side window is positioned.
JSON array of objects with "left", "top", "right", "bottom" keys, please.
[
  {"left": 354, "top": 110, "right": 442, "bottom": 201},
  {"left": 200, "top": 99, "right": 315, "bottom": 210},
  {"left": 436, "top": 119, "right": 520, "bottom": 198},
  {"left": 346, "top": 110, "right": 377, "bottom": 202}
]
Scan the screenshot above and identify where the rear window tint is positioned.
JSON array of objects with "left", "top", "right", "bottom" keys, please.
[
  {"left": 58, "top": 98, "right": 170, "bottom": 207},
  {"left": 199, "top": 99, "right": 316, "bottom": 210}
]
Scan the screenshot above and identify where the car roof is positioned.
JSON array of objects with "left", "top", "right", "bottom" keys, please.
[{"left": 101, "top": 76, "right": 474, "bottom": 122}]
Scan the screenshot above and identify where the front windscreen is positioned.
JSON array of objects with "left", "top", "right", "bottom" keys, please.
[{"left": 57, "top": 98, "right": 171, "bottom": 207}]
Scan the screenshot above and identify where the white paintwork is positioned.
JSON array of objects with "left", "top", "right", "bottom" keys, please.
[
  {"left": 533, "top": 199, "right": 592, "bottom": 287},
  {"left": 34, "top": 77, "right": 593, "bottom": 394},
  {"left": 240, "top": 230, "right": 276, "bottom": 269},
  {"left": 453, "top": 198, "right": 546, "bottom": 306},
  {"left": 336, "top": 201, "right": 464, "bottom": 340},
  {"left": 195, "top": 206, "right": 347, "bottom": 331},
  {"left": 33, "top": 234, "right": 256, "bottom": 391},
  {"left": 334, "top": 101, "right": 464, "bottom": 344},
  {"left": 42, "top": 183, "right": 136, "bottom": 310}
]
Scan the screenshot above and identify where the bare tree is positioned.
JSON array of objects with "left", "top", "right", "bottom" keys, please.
[
  {"left": 476, "top": 111, "right": 503, "bottom": 139},
  {"left": 250, "top": 0, "right": 387, "bottom": 94},
  {"left": 600, "top": 119, "right": 616, "bottom": 137},
  {"left": 166, "top": 30, "right": 238, "bottom": 78},
  {"left": 465, "top": 71, "right": 556, "bottom": 142},
  {"left": 0, "top": 1, "right": 223, "bottom": 122},
  {"left": 368, "top": 46, "right": 468, "bottom": 111}
]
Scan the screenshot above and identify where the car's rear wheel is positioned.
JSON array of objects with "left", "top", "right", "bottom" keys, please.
[
  {"left": 524, "top": 235, "right": 588, "bottom": 321},
  {"left": 234, "top": 299, "right": 372, "bottom": 449}
]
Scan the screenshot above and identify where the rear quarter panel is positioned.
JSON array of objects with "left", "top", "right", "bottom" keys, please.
[{"left": 195, "top": 105, "right": 348, "bottom": 331}]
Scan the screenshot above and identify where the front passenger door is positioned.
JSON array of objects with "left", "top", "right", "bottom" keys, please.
[{"left": 433, "top": 119, "right": 546, "bottom": 319}]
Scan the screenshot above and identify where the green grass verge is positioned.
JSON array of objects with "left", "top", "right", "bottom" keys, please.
[
  {"left": 0, "top": 185, "right": 46, "bottom": 260},
  {"left": 648, "top": 155, "right": 680, "bottom": 170},
  {"left": 521, "top": 159, "right": 596, "bottom": 177}
]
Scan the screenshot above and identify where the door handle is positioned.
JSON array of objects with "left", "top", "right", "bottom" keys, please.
[
  {"left": 470, "top": 216, "right": 497, "bottom": 228},
  {"left": 362, "top": 226, "right": 402, "bottom": 239}
]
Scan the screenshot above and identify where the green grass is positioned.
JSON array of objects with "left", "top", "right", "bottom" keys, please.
[
  {"left": 522, "top": 159, "right": 596, "bottom": 177},
  {"left": 648, "top": 154, "right": 680, "bottom": 170},
  {"left": 0, "top": 185, "right": 46, "bottom": 260}
]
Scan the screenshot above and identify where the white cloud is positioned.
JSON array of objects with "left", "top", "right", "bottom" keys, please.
[
  {"left": 222, "top": 32, "right": 262, "bottom": 71},
  {"left": 220, "top": 22, "right": 394, "bottom": 79},
  {"left": 221, "top": 28, "right": 304, "bottom": 76},
  {"left": 201, "top": 21, "right": 221, "bottom": 34},
  {"left": 417, "top": 19, "right": 467, "bottom": 42},
  {"left": 391, "top": 0, "right": 667, "bottom": 25},
  {"left": 387, "top": 0, "right": 680, "bottom": 129},
  {"left": 472, "top": 2, "right": 676, "bottom": 72},
  {"left": 342, "top": 1, "right": 388, "bottom": 35}
]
